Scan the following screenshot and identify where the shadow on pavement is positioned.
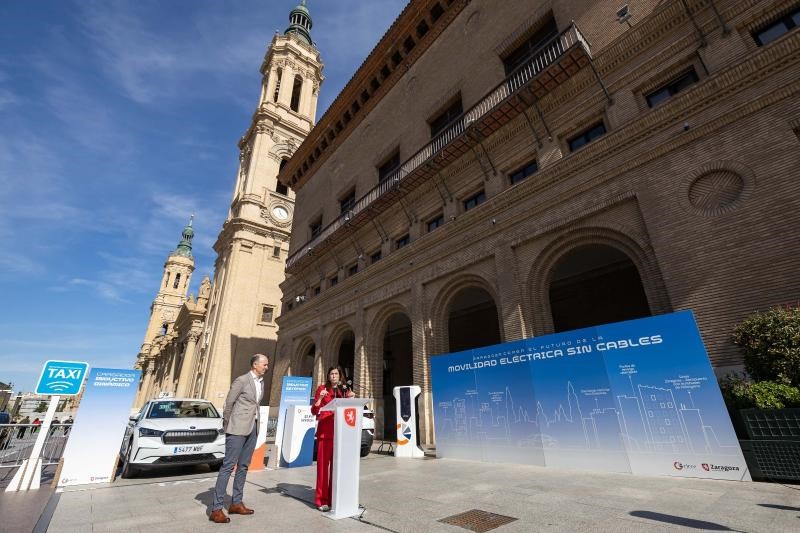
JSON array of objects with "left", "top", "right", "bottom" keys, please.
[
  {"left": 195, "top": 487, "right": 217, "bottom": 516},
  {"left": 757, "top": 503, "right": 800, "bottom": 512},
  {"left": 275, "top": 482, "right": 317, "bottom": 509},
  {"left": 630, "top": 510, "right": 738, "bottom": 531}
]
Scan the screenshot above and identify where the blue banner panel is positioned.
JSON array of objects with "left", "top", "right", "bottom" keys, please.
[
  {"left": 274, "top": 376, "right": 313, "bottom": 467},
  {"left": 431, "top": 311, "right": 750, "bottom": 480},
  {"left": 59, "top": 368, "right": 141, "bottom": 486}
]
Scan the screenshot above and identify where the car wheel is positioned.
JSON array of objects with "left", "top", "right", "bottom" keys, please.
[
  {"left": 121, "top": 440, "right": 138, "bottom": 478},
  {"left": 360, "top": 447, "right": 370, "bottom": 458},
  {"left": 209, "top": 461, "right": 222, "bottom": 472}
]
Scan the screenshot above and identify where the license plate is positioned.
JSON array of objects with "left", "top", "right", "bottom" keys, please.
[{"left": 173, "top": 445, "right": 203, "bottom": 454}]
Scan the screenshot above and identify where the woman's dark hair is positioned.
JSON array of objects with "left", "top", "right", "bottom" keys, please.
[{"left": 324, "top": 366, "right": 346, "bottom": 390}]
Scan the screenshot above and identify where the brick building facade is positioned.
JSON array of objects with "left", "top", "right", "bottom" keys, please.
[{"left": 273, "top": 0, "right": 800, "bottom": 444}]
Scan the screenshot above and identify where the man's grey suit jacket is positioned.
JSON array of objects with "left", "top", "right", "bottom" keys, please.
[{"left": 222, "top": 372, "right": 261, "bottom": 436}]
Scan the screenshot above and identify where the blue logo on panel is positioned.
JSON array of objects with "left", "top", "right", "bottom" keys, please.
[{"left": 36, "top": 360, "right": 90, "bottom": 396}]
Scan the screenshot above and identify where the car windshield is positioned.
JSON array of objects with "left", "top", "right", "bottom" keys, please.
[{"left": 147, "top": 401, "right": 219, "bottom": 419}]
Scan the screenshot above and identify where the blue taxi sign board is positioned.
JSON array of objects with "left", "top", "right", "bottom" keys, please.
[{"left": 35, "top": 360, "right": 90, "bottom": 396}]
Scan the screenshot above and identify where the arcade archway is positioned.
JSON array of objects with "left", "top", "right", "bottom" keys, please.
[
  {"left": 447, "top": 286, "right": 502, "bottom": 352},
  {"left": 381, "top": 312, "right": 413, "bottom": 439},
  {"left": 549, "top": 244, "right": 651, "bottom": 332},
  {"left": 336, "top": 330, "right": 355, "bottom": 388}
]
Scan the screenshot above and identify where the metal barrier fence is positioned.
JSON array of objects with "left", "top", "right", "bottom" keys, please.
[{"left": 0, "top": 423, "right": 72, "bottom": 469}]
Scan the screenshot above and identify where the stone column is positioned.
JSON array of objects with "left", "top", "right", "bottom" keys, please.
[
  {"left": 300, "top": 74, "right": 314, "bottom": 119},
  {"left": 410, "top": 282, "right": 433, "bottom": 445},
  {"left": 278, "top": 63, "right": 295, "bottom": 108},
  {"left": 266, "top": 66, "right": 281, "bottom": 104},
  {"left": 176, "top": 332, "right": 200, "bottom": 397},
  {"left": 495, "top": 240, "right": 526, "bottom": 341},
  {"left": 139, "top": 358, "right": 156, "bottom": 405}
]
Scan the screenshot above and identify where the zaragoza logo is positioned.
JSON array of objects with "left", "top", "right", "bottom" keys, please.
[{"left": 344, "top": 407, "right": 356, "bottom": 428}]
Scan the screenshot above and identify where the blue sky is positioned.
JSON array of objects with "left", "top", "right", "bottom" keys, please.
[{"left": 0, "top": 0, "right": 406, "bottom": 393}]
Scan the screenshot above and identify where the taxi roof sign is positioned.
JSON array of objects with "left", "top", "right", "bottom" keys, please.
[{"left": 35, "top": 360, "right": 90, "bottom": 396}]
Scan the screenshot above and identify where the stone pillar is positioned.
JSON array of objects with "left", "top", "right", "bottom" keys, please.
[
  {"left": 410, "top": 282, "right": 433, "bottom": 445},
  {"left": 266, "top": 66, "right": 281, "bottom": 104},
  {"left": 139, "top": 358, "right": 156, "bottom": 405},
  {"left": 309, "top": 82, "right": 320, "bottom": 123},
  {"left": 278, "top": 63, "right": 295, "bottom": 108},
  {"left": 301, "top": 74, "right": 314, "bottom": 119},
  {"left": 176, "top": 332, "right": 200, "bottom": 397},
  {"left": 495, "top": 241, "right": 526, "bottom": 341}
]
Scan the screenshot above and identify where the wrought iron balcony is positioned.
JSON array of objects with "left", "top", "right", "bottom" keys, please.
[{"left": 287, "top": 23, "right": 593, "bottom": 272}]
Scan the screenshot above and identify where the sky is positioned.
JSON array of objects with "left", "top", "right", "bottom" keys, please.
[{"left": 0, "top": 0, "right": 407, "bottom": 393}]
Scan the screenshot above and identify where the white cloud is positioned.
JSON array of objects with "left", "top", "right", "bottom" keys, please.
[
  {"left": 0, "top": 251, "right": 45, "bottom": 276},
  {"left": 68, "top": 277, "right": 130, "bottom": 303},
  {"left": 77, "top": 0, "right": 268, "bottom": 108},
  {"left": 0, "top": 88, "right": 18, "bottom": 111}
]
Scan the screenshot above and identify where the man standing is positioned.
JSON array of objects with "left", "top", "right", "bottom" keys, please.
[{"left": 210, "top": 354, "right": 268, "bottom": 523}]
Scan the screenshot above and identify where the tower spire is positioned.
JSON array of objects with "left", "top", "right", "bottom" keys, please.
[
  {"left": 174, "top": 215, "right": 195, "bottom": 258},
  {"left": 285, "top": 0, "right": 313, "bottom": 45}
]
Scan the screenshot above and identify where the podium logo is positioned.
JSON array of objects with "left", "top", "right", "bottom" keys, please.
[{"left": 344, "top": 407, "right": 356, "bottom": 427}]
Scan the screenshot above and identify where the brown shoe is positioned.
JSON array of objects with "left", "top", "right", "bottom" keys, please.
[
  {"left": 228, "top": 502, "right": 254, "bottom": 515},
  {"left": 209, "top": 509, "right": 230, "bottom": 523}
]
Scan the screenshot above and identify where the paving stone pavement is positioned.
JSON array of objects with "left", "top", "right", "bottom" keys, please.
[{"left": 46, "top": 454, "right": 800, "bottom": 532}]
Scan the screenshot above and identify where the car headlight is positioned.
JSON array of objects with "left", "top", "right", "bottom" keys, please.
[
  {"left": 217, "top": 428, "right": 225, "bottom": 436},
  {"left": 138, "top": 427, "right": 165, "bottom": 438}
]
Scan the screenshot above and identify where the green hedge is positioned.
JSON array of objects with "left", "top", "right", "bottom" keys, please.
[{"left": 720, "top": 374, "right": 800, "bottom": 409}]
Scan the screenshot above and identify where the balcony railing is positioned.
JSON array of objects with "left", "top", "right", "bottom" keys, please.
[{"left": 286, "top": 23, "right": 592, "bottom": 272}]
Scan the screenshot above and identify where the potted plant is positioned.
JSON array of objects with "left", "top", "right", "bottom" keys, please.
[{"left": 720, "top": 307, "right": 800, "bottom": 480}]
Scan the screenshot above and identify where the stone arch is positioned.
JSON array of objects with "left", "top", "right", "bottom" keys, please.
[
  {"left": 525, "top": 226, "right": 671, "bottom": 335},
  {"left": 429, "top": 273, "right": 503, "bottom": 356},
  {"left": 323, "top": 320, "right": 357, "bottom": 387},
  {"left": 366, "top": 302, "right": 414, "bottom": 439},
  {"left": 268, "top": 141, "right": 296, "bottom": 163},
  {"left": 291, "top": 336, "right": 317, "bottom": 379}
]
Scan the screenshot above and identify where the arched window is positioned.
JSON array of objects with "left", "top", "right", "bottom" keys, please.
[
  {"left": 164, "top": 272, "right": 170, "bottom": 287},
  {"left": 173, "top": 272, "right": 181, "bottom": 289},
  {"left": 290, "top": 75, "right": 303, "bottom": 112},
  {"left": 277, "top": 159, "right": 289, "bottom": 195},
  {"left": 273, "top": 68, "right": 283, "bottom": 102}
]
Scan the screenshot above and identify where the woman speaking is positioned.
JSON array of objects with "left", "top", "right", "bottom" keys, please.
[{"left": 311, "top": 366, "right": 354, "bottom": 512}]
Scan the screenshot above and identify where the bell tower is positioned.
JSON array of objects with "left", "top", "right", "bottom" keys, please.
[
  {"left": 134, "top": 217, "right": 195, "bottom": 406},
  {"left": 197, "top": 2, "right": 324, "bottom": 407}
]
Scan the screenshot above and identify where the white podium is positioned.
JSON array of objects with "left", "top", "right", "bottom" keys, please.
[{"left": 320, "top": 397, "right": 373, "bottom": 520}]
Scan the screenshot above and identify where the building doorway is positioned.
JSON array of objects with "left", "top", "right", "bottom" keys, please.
[
  {"left": 447, "top": 286, "right": 502, "bottom": 353},
  {"left": 382, "top": 312, "right": 413, "bottom": 439},
  {"left": 337, "top": 331, "right": 355, "bottom": 389},
  {"left": 549, "top": 244, "right": 651, "bottom": 332},
  {"left": 297, "top": 343, "right": 315, "bottom": 377}
]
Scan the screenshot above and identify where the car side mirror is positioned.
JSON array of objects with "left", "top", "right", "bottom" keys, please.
[{"left": 129, "top": 415, "right": 138, "bottom": 422}]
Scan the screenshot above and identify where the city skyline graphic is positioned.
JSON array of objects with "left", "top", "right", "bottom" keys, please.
[{"left": 431, "top": 311, "right": 750, "bottom": 480}]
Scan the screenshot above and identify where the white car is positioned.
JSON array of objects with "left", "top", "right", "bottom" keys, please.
[{"left": 119, "top": 398, "right": 225, "bottom": 477}]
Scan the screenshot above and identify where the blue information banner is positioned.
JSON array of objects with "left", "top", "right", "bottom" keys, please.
[
  {"left": 274, "top": 376, "right": 313, "bottom": 467},
  {"left": 430, "top": 311, "right": 750, "bottom": 480},
  {"left": 59, "top": 368, "right": 141, "bottom": 486},
  {"left": 35, "top": 360, "right": 90, "bottom": 396}
]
